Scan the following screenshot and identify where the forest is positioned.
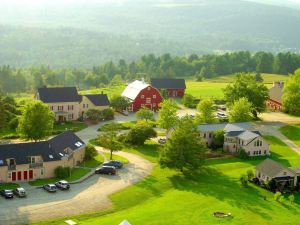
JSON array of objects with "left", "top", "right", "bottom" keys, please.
[{"left": 1, "top": 51, "right": 300, "bottom": 94}]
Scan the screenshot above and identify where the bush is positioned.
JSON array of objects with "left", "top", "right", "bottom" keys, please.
[
  {"left": 238, "top": 149, "right": 249, "bottom": 159},
  {"left": 125, "top": 124, "right": 157, "bottom": 145},
  {"left": 101, "top": 108, "right": 114, "bottom": 120},
  {"left": 240, "top": 174, "right": 248, "bottom": 187},
  {"left": 212, "top": 129, "right": 225, "bottom": 148},
  {"left": 274, "top": 191, "right": 282, "bottom": 201},
  {"left": 288, "top": 194, "right": 295, "bottom": 204},
  {"left": 247, "top": 169, "right": 254, "bottom": 180},
  {"left": 182, "top": 94, "right": 196, "bottom": 108},
  {"left": 9, "top": 117, "right": 19, "bottom": 130},
  {"left": 84, "top": 144, "right": 98, "bottom": 160},
  {"left": 85, "top": 109, "right": 102, "bottom": 121},
  {"left": 54, "top": 166, "right": 71, "bottom": 179}
]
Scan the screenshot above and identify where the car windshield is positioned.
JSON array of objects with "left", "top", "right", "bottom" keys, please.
[{"left": 5, "top": 190, "right": 12, "bottom": 193}]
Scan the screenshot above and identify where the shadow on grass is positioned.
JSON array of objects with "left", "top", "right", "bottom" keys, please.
[
  {"left": 169, "top": 167, "right": 273, "bottom": 220},
  {"left": 280, "top": 125, "right": 300, "bottom": 142}
]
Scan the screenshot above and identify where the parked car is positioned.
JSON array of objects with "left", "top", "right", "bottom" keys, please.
[
  {"left": 0, "top": 189, "right": 14, "bottom": 199},
  {"left": 103, "top": 160, "right": 123, "bottom": 169},
  {"left": 216, "top": 112, "right": 227, "bottom": 119},
  {"left": 95, "top": 166, "right": 117, "bottom": 175},
  {"left": 55, "top": 180, "right": 70, "bottom": 190},
  {"left": 158, "top": 138, "right": 166, "bottom": 144},
  {"left": 13, "top": 187, "right": 26, "bottom": 197},
  {"left": 43, "top": 184, "right": 57, "bottom": 193}
]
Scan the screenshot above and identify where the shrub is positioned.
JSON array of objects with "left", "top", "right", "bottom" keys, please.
[
  {"left": 288, "top": 194, "right": 295, "bottom": 204},
  {"left": 85, "top": 109, "right": 102, "bottom": 121},
  {"left": 9, "top": 117, "right": 19, "bottom": 130},
  {"left": 247, "top": 169, "right": 254, "bottom": 180},
  {"left": 182, "top": 94, "right": 196, "bottom": 108},
  {"left": 54, "top": 166, "right": 71, "bottom": 179},
  {"left": 274, "top": 191, "right": 282, "bottom": 201},
  {"left": 238, "top": 149, "right": 249, "bottom": 159},
  {"left": 240, "top": 174, "right": 248, "bottom": 187},
  {"left": 125, "top": 124, "right": 157, "bottom": 145},
  {"left": 101, "top": 108, "right": 114, "bottom": 120},
  {"left": 278, "top": 195, "right": 285, "bottom": 203},
  {"left": 84, "top": 144, "right": 98, "bottom": 160},
  {"left": 212, "top": 129, "right": 225, "bottom": 148}
]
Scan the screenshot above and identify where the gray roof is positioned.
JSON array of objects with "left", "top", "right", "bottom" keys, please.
[
  {"left": 0, "top": 131, "right": 85, "bottom": 166},
  {"left": 256, "top": 159, "right": 293, "bottom": 177},
  {"left": 151, "top": 78, "right": 186, "bottom": 89},
  {"left": 238, "top": 130, "right": 260, "bottom": 141},
  {"left": 269, "top": 81, "right": 284, "bottom": 104},
  {"left": 38, "top": 87, "right": 81, "bottom": 103},
  {"left": 84, "top": 94, "right": 110, "bottom": 106},
  {"left": 198, "top": 123, "right": 252, "bottom": 132}
]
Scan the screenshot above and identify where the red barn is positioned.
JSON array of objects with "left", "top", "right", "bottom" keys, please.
[
  {"left": 151, "top": 78, "right": 186, "bottom": 98},
  {"left": 121, "top": 80, "right": 163, "bottom": 112},
  {"left": 267, "top": 81, "right": 284, "bottom": 111}
]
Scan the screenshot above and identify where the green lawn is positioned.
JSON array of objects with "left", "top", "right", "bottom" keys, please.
[
  {"left": 0, "top": 183, "right": 19, "bottom": 191},
  {"left": 279, "top": 125, "right": 300, "bottom": 148},
  {"left": 104, "top": 153, "right": 129, "bottom": 164},
  {"left": 80, "top": 154, "right": 104, "bottom": 168},
  {"left": 53, "top": 121, "right": 87, "bottom": 133},
  {"left": 28, "top": 168, "right": 91, "bottom": 186},
  {"left": 79, "top": 84, "right": 126, "bottom": 99},
  {"left": 34, "top": 136, "right": 300, "bottom": 225}
]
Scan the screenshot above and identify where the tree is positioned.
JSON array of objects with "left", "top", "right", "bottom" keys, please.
[
  {"left": 247, "top": 169, "right": 254, "bottom": 181},
  {"left": 212, "top": 129, "right": 225, "bottom": 148},
  {"left": 97, "top": 122, "right": 123, "bottom": 160},
  {"left": 110, "top": 96, "right": 130, "bottom": 112},
  {"left": 159, "top": 116, "right": 207, "bottom": 173},
  {"left": 254, "top": 72, "right": 263, "bottom": 82},
  {"left": 17, "top": 101, "right": 54, "bottom": 141},
  {"left": 282, "top": 69, "right": 300, "bottom": 115},
  {"left": 240, "top": 174, "right": 248, "bottom": 187},
  {"left": 110, "top": 74, "right": 123, "bottom": 86},
  {"left": 160, "top": 89, "right": 168, "bottom": 99},
  {"left": 0, "top": 98, "right": 8, "bottom": 131},
  {"left": 223, "top": 73, "right": 268, "bottom": 116},
  {"left": 101, "top": 108, "right": 114, "bottom": 120},
  {"left": 288, "top": 194, "right": 295, "bottom": 204},
  {"left": 228, "top": 98, "right": 253, "bottom": 122},
  {"left": 136, "top": 107, "right": 154, "bottom": 121},
  {"left": 84, "top": 144, "right": 98, "bottom": 160},
  {"left": 196, "top": 98, "right": 215, "bottom": 124},
  {"left": 199, "top": 66, "right": 210, "bottom": 78},
  {"left": 158, "top": 99, "right": 178, "bottom": 130},
  {"left": 125, "top": 123, "right": 157, "bottom": 145},
  {"left": 182, "top": 94, "right": 196, "bottom": 108}
]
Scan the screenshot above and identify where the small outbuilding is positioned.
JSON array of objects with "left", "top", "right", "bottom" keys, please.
[{"left": 151, "top": 78, "right": 186, "bottom": 98}]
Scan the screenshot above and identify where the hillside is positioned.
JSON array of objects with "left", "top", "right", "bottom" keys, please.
[{"left": 1, "top": 0, "right": 300, "bottom": 67}]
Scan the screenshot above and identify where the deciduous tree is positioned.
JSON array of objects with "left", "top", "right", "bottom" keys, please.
[
  {"left": 196, "top": 98, "right": 215, "bottom": 124},
  {"left": 136, "top": 107, "right": 154, "bottom": 121},
  {"left": 157, "top": 99, "right": 178, "bottom": 130},
  {"left": 228, "top": 98, "right": 253, "bottom": 122},
  {"left": 283, "top": 69, "right": 300, "bottom": 115}
]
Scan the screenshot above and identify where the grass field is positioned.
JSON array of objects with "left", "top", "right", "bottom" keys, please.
[
  {"left": 34, "top": 136, "right": 300, "bottom": 225},
  {"left": 279, "top": 125, "right": 300, "bottom": 148},
  {"left": 0, "top": 183, "right": 19, "bottom": 191},
  {"left": 80, "top": 154, "right": 104, "bottom": 168},
  {"left": 79, "top": 84, "right": 126, "bottom": 99},
  {"left": 28, "top": 168, "right": 91, "bottom": 186}
]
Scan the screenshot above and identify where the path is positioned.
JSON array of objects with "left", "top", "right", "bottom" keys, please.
[
  {"left": 254, "top": 122, "right": 300, "bottom": 155},
  {"left": 0, "top": 151, "right": 153, "bottom": 225}
]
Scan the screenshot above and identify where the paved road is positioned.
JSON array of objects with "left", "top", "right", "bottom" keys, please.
[{"left": 0, "top": 151, "right": 153, "bottom": 225}]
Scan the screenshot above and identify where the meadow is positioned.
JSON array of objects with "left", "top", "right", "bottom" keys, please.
[
  {"left": 35, "top": 136, "right": 300, "bottom": 225},
  {"left": 280, "top": 125, "right": 300, "bottom": 148}
]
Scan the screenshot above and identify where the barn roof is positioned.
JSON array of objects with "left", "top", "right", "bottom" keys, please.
[
  {"left": 121, "top": 80, "right": 149, "bottom": 101},
  {"left": 151, "top": 78, "right": 186, "bottom": 89},
  {"left": 256, "top": 159, "right": 294, "bottom": 178}
]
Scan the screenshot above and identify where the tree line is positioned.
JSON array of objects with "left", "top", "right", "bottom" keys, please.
[{"left": 1, "top": 51, "right": 300, "bottom": 94}]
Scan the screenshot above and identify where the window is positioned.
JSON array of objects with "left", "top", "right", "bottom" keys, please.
[
  {"left": 68, "top": 105, "right": 74, "bottom": 110},
  {"left": 242, "top": 141, "right": 244, "bottom": 146},
  {"left": 146, "top": 98, "right": 151, "bottom": 104},
  {"left": 141, "top": 95, "right": 145, "bottom": 99},
  {"left": 50, "top": 106, "right": 54, "bottom": 110},
  {"left": 153, "top": 103, "right": 156, "bottom": 107},
  {"left": 141, "top": 104, "right": 145, "bottom": 107},
  {"left": 260, "top": 141, "right": 263, "bottom": 146},
  {"left": 41, "top": 169, "right": 44, "bottom": 175},
  {"left": 153, "top": 95, "right": 156, "bottom": 99},
  {"left": 8, "top": 173, "right": 11, "bottom": 179},
  {"left": 68, "top": 114, "right": 73, "bottom": 120},
  {"left": 58, "top": 106, "right": 64, "bottom": 111},
  {"left": 83, "top": 104, "right": 85, "bottom": 108},
  {"left": 247, "top": 151, "right": 250, "bottom": 155},
  {"left": 259, "top": 150, "right": 261, "bottom": 155},
  {"left": 264, "top": 150, "right": 266, "bottom": 154},
  {"left": 283, "top": 172, "right": 287, "bottom": 175},
  {"left": 203, "top": 133, "right": 206, "bottom": 138},
  {"left": 209, "top": 133, "right": 212, "bottom": 138}
]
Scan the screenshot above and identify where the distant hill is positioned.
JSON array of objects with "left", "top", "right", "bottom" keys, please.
[{"left": 0, "top": 0, "right": 300, "bottom": 67}]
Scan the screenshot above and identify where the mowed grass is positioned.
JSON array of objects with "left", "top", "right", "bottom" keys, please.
[
  {"left": 28, "top": 168, "right": 91, "bottom": 186},
  {"left": 279, "top": 125, "right": 300, "bottom": 148},
  {"left": 104, "top": 153, "right": 129, "bottom": 164},
  {"left": 34, "top": 137, "right": 300, "bottom": 225},
  {"left": 80, "top": 154, "right": 104, "bottom": 168},
  {"left": 79, "top": 84, "right": 126, "bottom": 99},
  {"left": 0, "top": 183, "right": 19, "bottom": 191}
]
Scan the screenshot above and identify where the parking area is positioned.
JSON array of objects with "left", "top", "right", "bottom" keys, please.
[{"left": 0, "top": 151, "right": 153, "bottom": 225}]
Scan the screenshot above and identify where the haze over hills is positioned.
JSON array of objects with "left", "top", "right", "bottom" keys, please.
[{"left": 0, "top": 0, "right": 300, "bottom": 68}]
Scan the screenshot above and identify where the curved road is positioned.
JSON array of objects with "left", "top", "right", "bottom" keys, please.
[{"left": 0, "top": 151, "right": 153, "bottom": 225}]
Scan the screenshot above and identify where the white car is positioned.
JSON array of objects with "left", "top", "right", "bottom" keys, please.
[
  {"left": 216, "top": 112, "right": 227, "bottom": 119},
  {"left": 55, "top": 180, "right": 70, "bottom": 190}
]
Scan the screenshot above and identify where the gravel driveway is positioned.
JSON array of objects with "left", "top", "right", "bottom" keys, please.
[{"left": 0, "top": 151, "right": 153, "bottom": 225}]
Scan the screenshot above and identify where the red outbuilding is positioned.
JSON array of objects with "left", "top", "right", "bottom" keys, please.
[
  {"left": 121, "top": 80, "right": 163, "bottom": 112},
  {"left": 151, "top": 78, "right": 186, "bottom": 98},
  {"left": 267, "top": 81, "right": 284, "bottom": 111}
]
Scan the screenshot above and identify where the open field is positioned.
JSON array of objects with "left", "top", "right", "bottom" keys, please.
[
  {"left": 34, "top": 137, "right": 300, "bottom": 225},
  {"left": 279, "top": 125, "right": 300, "bottom": 148},
  {"left": 79, "top": 84, "right": 126, "bottom": 99}
]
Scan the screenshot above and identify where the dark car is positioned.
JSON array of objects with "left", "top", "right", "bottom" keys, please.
[
  {"left": 103, "top": 160, "right": 123, "bottom": 169},
  {"left": 43, "top": 184, "right": 57, "bottom": 193},
  {"left": 55, "top": 180, "right": 70, "bottom": 190},
  {"left": 158, "top": 138, "right": 166, "bottom": 144},
  {"left": 0, "top": 189, "right": 14, "bottom": 199},
  {"left": 95, "top": 166, "right": 117, "bottom": 175},
  {"left": 13, "top": 187, "right": 26, "bottom": 197}
]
